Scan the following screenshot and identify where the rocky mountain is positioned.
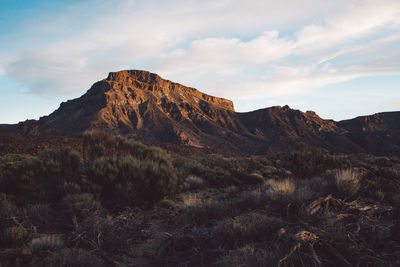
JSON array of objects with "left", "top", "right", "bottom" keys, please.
[
  {"left": 1, "top": 70, "right": 399, "bottom": 155},
  {"left": 337, "top": 112, "right": 400, "bottom": 155}
]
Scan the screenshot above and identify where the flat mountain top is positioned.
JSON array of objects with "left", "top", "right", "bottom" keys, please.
[{"left": 1, "top": 70, "right": 399, "bottom": 155}]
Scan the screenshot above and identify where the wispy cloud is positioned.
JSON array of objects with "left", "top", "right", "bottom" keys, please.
[
  {"left": 156, "top": 31, "right": 294, "bottom": 76},
  {"left": 0, "top": 0, "right": 399, "bottom": 105},
  {"left": 295, "top": 0, "right": 400, "bottom": 49}
]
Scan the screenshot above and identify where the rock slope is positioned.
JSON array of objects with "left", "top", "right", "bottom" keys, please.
[{"left": 1, "top": 70, "right": 399, "bottom": 155}]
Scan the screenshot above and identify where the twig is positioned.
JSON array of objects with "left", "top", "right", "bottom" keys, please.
[{"left": 71, "top": 231, "right": 86, "bottom": 243}]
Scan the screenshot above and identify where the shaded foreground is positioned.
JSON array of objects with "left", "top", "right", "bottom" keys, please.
[{"left": 0, "top": 133, "right": 399, "bottom": 266}]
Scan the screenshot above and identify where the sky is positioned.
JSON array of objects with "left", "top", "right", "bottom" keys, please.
[{"left": 0, "top": 0, "right": 400, "bottom": 123}]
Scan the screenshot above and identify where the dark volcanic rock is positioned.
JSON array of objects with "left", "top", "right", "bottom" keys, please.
[
  {"left": 36, "top": 70, "right": 236, "bottom": 149},
  {"left": 337, "top": 112, "right": 400, "bottom": 155},
  {"left": 0, "top": 70, "right": 399, "bottom": 155}
]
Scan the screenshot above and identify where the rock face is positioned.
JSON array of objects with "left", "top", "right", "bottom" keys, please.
[
  {"left": 37, "top": 70, "right": 236, "bottom": 148},
  {"left": 337, "top": 112, "right": 400, "bottom": 155},
  {"left": 1, "top": 70, "right": 399, "bottom": 155}
]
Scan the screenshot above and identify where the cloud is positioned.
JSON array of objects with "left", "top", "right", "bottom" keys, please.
[
  {"left": 156, "top": 31, "right": 294, "bottom": 75},
  {"left": 0, "top": 0, "right": 400, "bottom": 102},
  {"left": 151, "top": 0, "right": 400, "bottom": 100},
  {"left": 4, "top": 50, "right": 91, "bottom": 94}
]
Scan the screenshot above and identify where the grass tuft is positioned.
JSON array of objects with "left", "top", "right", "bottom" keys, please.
[{"left": 335, "top": 168, "right": 361, "bottom": 198}]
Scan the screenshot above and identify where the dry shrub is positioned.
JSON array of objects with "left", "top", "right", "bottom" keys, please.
[
  {"left": 306, "top": 195, "right": 344, "bottom": 218},
  {"left": 185, "top": 175, "right": 206, "bottom": 190},
  {"left": 265, "top": 178, "right": 295, "bottom": 200},
  {"left": 283, "top": 144, "right": 342, "bottom": 178},
  {"left": 180, "top": 153, "right": 271, "bottom": 187},
  {"left": 236, "top": 188, "right": 265, "bottom": 210},
  {"left": 19, "top": 204, "right": 54, "bottom": 231},
  {"left": 182, "top": 193, "right": 202, "bottom": 208},
  {"left": 183, "top": 194, "right": 232, "bottom": 224},
  {"left": 291, "top": 176, "right": 334, "bottom": 202},
  {"left": 360, "top": 162, "right": 400, "bottom": 203},
  {"left": 219, "top": 245, "right": 275, "bottom": 267},
  {"left": 2, "top": 225, "right": 28, "bottom": 245},
  {"left": 236, "top": 180, "right": 296, "bottom": 212},
  {"left": 291, "top": 186, "right": 314, "bottom": 202},
  {"left": 72, "top": 215, "right": 127, "bottom": 252},
  {"left": 186, "top": 200, "right": 230, "bottom": 224},
  {"left": 81, "top": 132, "right": 179, "bottom": 208},
  {"left": 182, "top": 160, "right": 234, "bottom": 187},
  {"left": 30, "top": 235, "right": 64, "bottom": 253},
  {"left": 236, "top": 177, "right": 331, "bottom": 215},
  {"left": 215, "top": 213, "right": 284, "bottom": 244},
  {"left": 0, "top": 149, "right": 82, "bottom": 204},
  {"left": 305, "top": 174, "right": 336, "bottom": 195},
  {"left": 89, "top": 154, "right": 178, "bottom": 207},
  {"left": 62, "top": 193, "right": 104, "bottom": 222},
  {"left": 335, "top": 168, "right": 361, "bottom": 198}
]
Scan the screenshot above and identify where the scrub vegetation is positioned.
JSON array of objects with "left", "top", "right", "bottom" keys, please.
[{"left": 0, "top": 133, "right": 399, "bottom": 266}]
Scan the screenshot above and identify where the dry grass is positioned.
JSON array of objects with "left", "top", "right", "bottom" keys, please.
[
  {"left": 334, "top": 168, "right": 361, "bottom": 198},
  {"left": 30, "top": 235, "right": 65, "bottom": 253},
  {"left": 1, "top": 147, "right": 399, "bottom": 266},
  {"left": 185, "top": 175, "right": 206, "bottom": 190},
  {"left": 182, "top": 193, "right": 202, "bottom": 208},
  {"left": 237, "top": 188, "right": 264, "bottom": 207},
  {"left": 182, "top": 193, "right": 233, "bottom": 224},
  {"left": 291, "top": 176, "right": 333, "bottom": 202},
  {"left": 265, "top": 178, "right": 295, "bottom": 200},
  {"left": 215, "top": 212, "right": 284, "bottom": 244}
]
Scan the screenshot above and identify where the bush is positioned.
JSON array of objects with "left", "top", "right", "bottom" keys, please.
[
  {"left": 235, "top": 188, "right": 266, "bottom": 210},
  {"left": 0, "top": 133, "right": 178, "bottom": 209},
  {"left": 180, "top": 153, "right": 273, "bottom": 187},
  {"left": 182, "top": 194, "right": 233, "bottom": 224},
  {"left": 291, "top": 176, "right": 334, "bottom": 202},
  {"left": 182, "top": 160, "right": 234, "bottom": 187},
  {"left": 72, "top": 215, "right": 127, "bottom": 252},
  {"left": 215, "top": 213, "right": 284, "bottom": 244},
  {"left": 0, "top": 149, "right": 83, "bottom": 204},
  {"left": 83, "top": 132, "right": 178, "bottom": 208},
  {"left": 282, "top": 144, "right": 342, "bottom": 178},
  {"left": 83, "top": 130, "right": 160, "bottom": 161},
  {"left": 62, "top": 193, "right": 104, "bottom": 223},
  {"left": 335, "top": 168, "right": 361, "bottom": 198},
  {"left": 360, "top": 163, "right": 400, "bottom": 204},
  {"left": 89, "top": 154, "right": 178, "bottom": 207}
]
